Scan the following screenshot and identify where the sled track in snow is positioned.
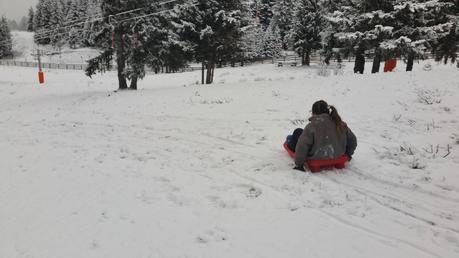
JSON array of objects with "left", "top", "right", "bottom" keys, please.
[
  {"left": 348, "top": 166, "right": 459, "bottom": 204},
  {"left": 221, "top": 166, "right": 451, "bottom": 258},
  {"left": 315, "top": 209, "right": 443, "bottom": 258},
  {"left": 320, "top": 172, "right": 459, "bottom": 235}
]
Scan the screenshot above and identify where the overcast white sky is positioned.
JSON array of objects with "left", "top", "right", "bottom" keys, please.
[{"left": 0, "top": 0, "right": 38, "bottom": 21}]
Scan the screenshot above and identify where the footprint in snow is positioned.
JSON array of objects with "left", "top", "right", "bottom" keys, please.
[
  {"left": 196, "top": 228, "right": 228, "bottom": 243},
  {"left": 246, "top": 187, "right": 262, "bottom": 199}
]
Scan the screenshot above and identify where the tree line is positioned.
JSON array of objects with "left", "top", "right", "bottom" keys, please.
[
  {"left": 1, "top": 0, "right": 458, "bottom": 89},
  {"left": 0, "top": 17, "right": 13, "bottom": 58}
]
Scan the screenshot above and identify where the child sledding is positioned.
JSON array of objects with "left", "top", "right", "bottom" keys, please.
[{"left": 285, "top": 100, "right": 357, "bottom": 172}]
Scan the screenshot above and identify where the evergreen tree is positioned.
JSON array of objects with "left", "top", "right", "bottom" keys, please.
[
  {"left": 430, "top": 0, "right": 459, "bottom": 64},
  {"left": 0, "top": 16, "right": 13, "bottom": 58},
  {"left": 262, "top": 24, "right": 283, "bottom": 58},
  {"left": 86, "top": 0, "right": 174, "bottom": 90},
  {"left": 19, "top": 16, "right": 28, "bottom": 31},
  {"left": 82, "top": 0, "right": 103, "bottom": 47},
  {"left": 34, "top": 0, "right": 58, "bottom": 44},
  {"left": 271, "top": 0, "right": 294, "bottom": 49},
  {"left": 65, "top": 0, "right": 82, "bottom": 48},
  {"left": 325, "top": 0, "right": 394, "bottom": 73},
  {"left": 290, "top": 0, "right": 324, "bottom": 66},
  {"left": 433, "top": 23, "right": 458, "bottom": 64},
  {"left": 175, "top": 0, "right": 245, "bottom": 84},
  {"left": 60, "top": 0, "right": 71, "bottom": 18},
  {"left": 258, "top": 0, "right": 276, "bottom": 30},
  {"left": 241, "top": 23, "right": 265, "bottom": 61},
  {"left": 388, "top": 0, "right": 454, "bottom": 71},
  {"left": 7, "top": 19, "right": 19, "bottom": 31},
  {"left": 49, "top": 0, "right": 65, "bottom": 46},
  {"left": 27, "top": 7, "right": 35, "bottom": 32},
  {"left": 354, "top": 0, "right": 394, "bottom": 73}
]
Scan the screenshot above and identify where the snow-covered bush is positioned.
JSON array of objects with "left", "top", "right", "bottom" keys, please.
[
  {"left": 415, "top": 89, "right": 442, "bottom": 105},
  {"left": 317, "top": 63, "right": 331, "bottom": 77},
  {"left": 374, "top": 142, "right": 453, "bottom": 170}
]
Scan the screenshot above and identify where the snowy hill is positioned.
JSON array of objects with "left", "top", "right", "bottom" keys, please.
[
  {"left": 10, "top": 31, "right": 100, "bottom": 64},
  {"left": 1, "top": 63, "right": 459, "bottom": 258}
]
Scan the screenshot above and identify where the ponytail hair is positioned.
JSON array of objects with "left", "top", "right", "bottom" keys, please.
[
  {"left": 329, "top": 105, "right": 346, "bottom": 134},
  {"left": 312, "top": 100, "right": 346, "bottom": 134}
]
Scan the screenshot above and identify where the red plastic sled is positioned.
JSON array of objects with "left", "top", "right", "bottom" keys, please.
[{"left": 283, "top": 142, "right": 349, "bottom": 173}]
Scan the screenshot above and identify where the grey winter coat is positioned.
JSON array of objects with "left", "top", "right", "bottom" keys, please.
[{"left": 295, "top": 114, "right": 357, "bottom": 167}]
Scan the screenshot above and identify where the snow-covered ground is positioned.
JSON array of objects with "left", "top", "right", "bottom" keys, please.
[
  {"left": 10, "top": 31, "right": 100, "bottom": 64},
  {"left": 1, "top": 62, "right": 459, "bottom": 258}
]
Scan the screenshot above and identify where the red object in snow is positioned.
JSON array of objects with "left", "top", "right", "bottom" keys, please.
[
  {"left": 38, "top": 71, "right": 45, "bottom": 84},
  {"left": 284, "top": 142, "right": 296, "bottom": 158},
  {"left": 384, "top": 59, "right": 397, "bottom": 72},
  {"left": 283, "top": 142, "right": 349, "bottom": 173}
]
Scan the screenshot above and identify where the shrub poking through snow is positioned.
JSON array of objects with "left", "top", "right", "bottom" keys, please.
[
  {"left": 415, "top": 89, "right": 442, "bottom": 105},
  {"left": 317, "top": 63, "right": 331, "bottom": 77},
  {"left": 375, "top": 142, "right": 453, "bottom": 170}
]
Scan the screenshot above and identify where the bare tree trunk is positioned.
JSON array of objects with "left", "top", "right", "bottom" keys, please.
[
  {"left": 372, "top": 50, "right": 381, "bottom": 73},
  {"left": 206, "top": 62, "right": 212, "bottom": 84},
  {"left": 354, "top": 48, "right": 365, "bottom": 74},
  {"left": 324, "top": 54, "right": 331, "bottom": 65},
  {"left": 406, "top": 51, "right": 415, "bottom": 71},
  {"left": 115, "top": 31, "right": 128, "bottom": 90},
  {"left": 205, "top": 60, "right": 216, "bottom": 84},
  {"left": 201, "top": 62, "right": 205, "bottom": 84},
  {"left": 210, "top": 65, "right": 215, "bottom": 83},
  {"left": 305, "top": 49, "right": 310, "bottom": 66},
  {"left": 129, "top": 76, "right": 138, "bottom": 90},
  {"left": 301, "top": 48, "right": 306, "bottom": 66}
]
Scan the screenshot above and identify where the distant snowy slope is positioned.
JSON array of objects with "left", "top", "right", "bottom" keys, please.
[
  {"left": 10, "top": 31, "right": 101, "bottom": 64},
  {"left": 10, "top": 31, "right": 35, "bottom": 61}
]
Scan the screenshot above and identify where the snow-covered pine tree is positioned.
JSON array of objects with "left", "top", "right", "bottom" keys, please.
[
  {"left": 80, "top": 0, "right": 102, "bottom": 47},
  {"left": 86, "top": 0, "right": 174, "bottom": 90},
  {"left": 262, "top": 24, "right": 283, "bottom": 58},
  {"left": 258, "top": 0, "right": 276, "bottom": 30},
  {"left": 325, "top": 0, "right": 393, "bottom": 73},
  {"left": 353, "top": 0, "right": 395, "bottom": 73},
  {"left": 433, "top": 23, "right": 458, "bottom": 64},
  {"left": 320, "top": 0, "right": 351, "bottom": 65},
  {"left": 7, "top": 19, "right": 19, "bottom": 31},
  {"left": 429, "top": 0, "right": 459, "bottom": 64},
  {"left": 0, "top": 16, "right": 13, "bottom": 58},
  {"left": 65, "top": 0, "right": 82, "bottom": 48},
  {"left": 271, "top": 0, "right": 294, "bottom": 50},
  {"left": 369, "top": 25, "right": 394, "bottom": 73},
  {"left": 242, "top": 1, "right": 279, "bottom": 61},
  {"left": 388, "top": 0, "right": 454, "bottom": 70},
  {"left": 290, "top": 0, "right": 324, "bottom": 66},
  {"left": 147, "top": 8, "right": 193, "bottom": 73},
  {"left": 175, "top": 0, "right": 245, "bottom": 84},
  {"left": 321, "top": 33, "right": 340, "bottom": 64},
  {"left": 49, "top": 0, "right": 65, "bottom": 46},
  {"left": 19, "top": 16, "right": 28, "bottom": 31},
  {"left": 34, "top": 0, "right": 65, "bottom": 45},
  {"left": 238, "top": 1, "right": 261, "bottom": 64},
  {"left": 27, "top": 7, "right": 35, "bottom": 32},
  {"left": 34, "top": 0, "right": 51, "bottom": 44},
  {"left": 241, "top": 23, "right": 265, "bottom": 61}
]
